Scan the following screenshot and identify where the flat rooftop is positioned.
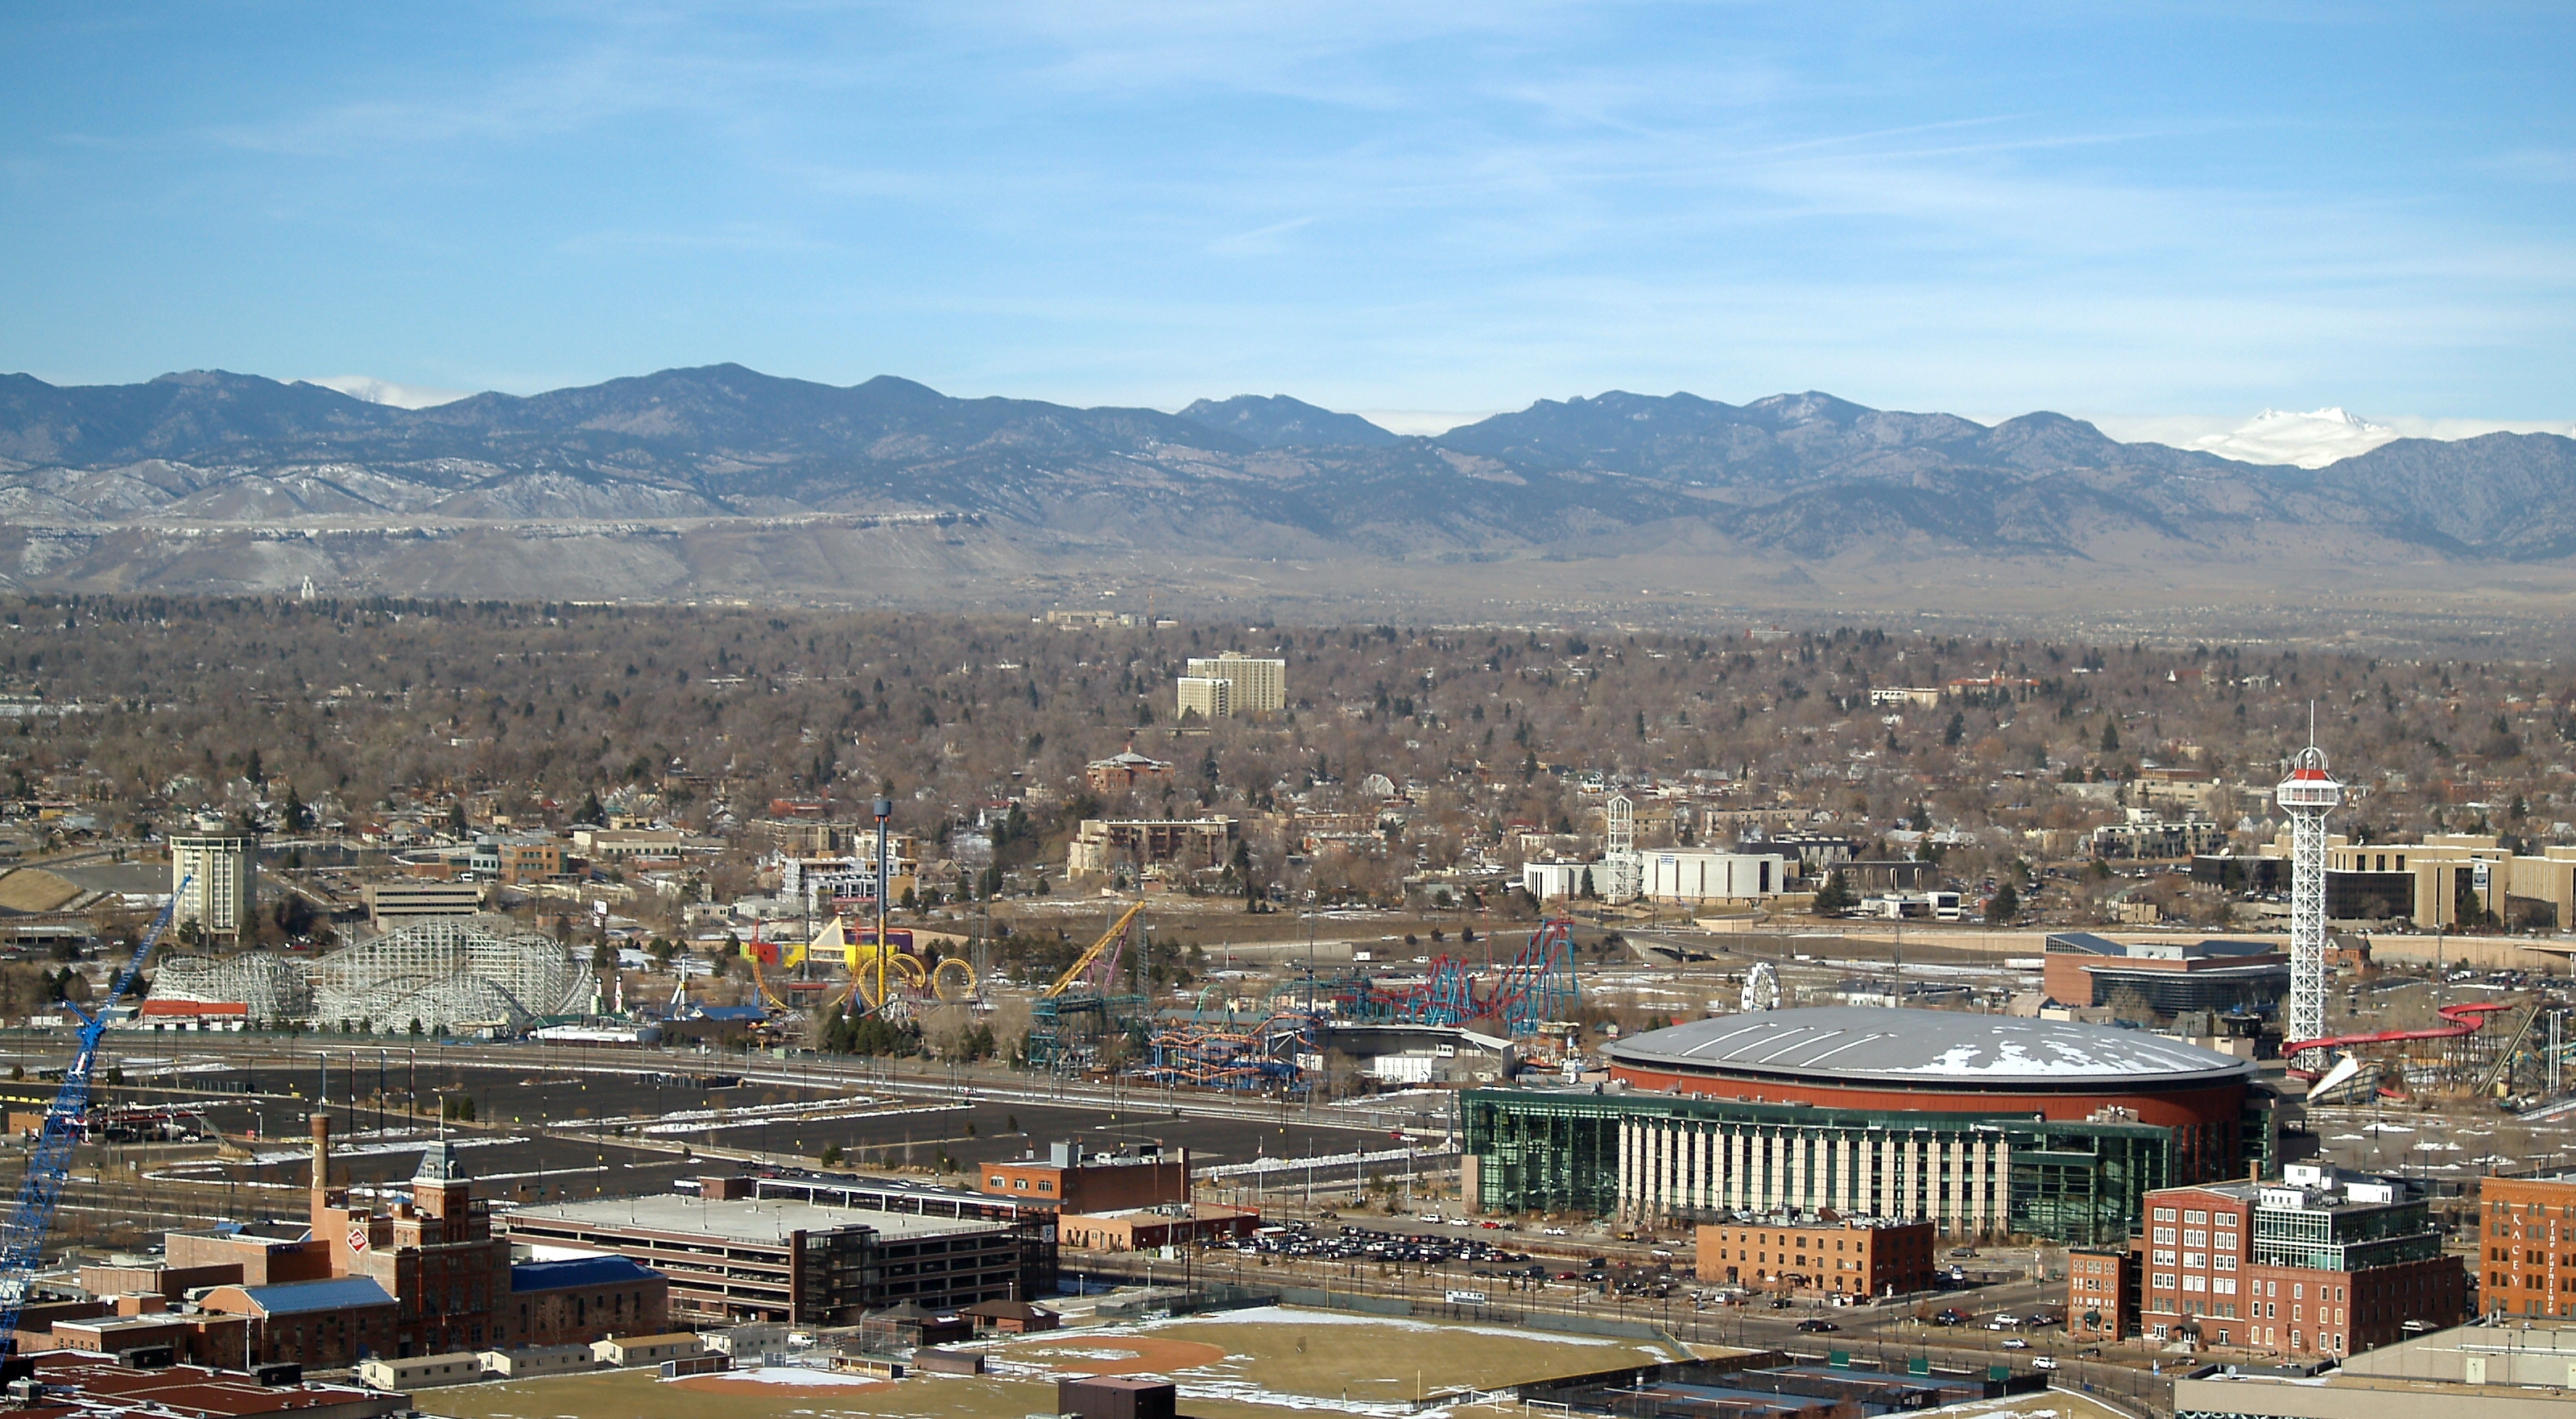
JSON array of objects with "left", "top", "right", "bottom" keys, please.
[{"left": 503, "top": 1193, "right": 1013, "bottom": 1244}]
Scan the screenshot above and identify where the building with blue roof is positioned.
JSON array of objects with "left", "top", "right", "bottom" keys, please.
[{"left": 200, "top": 1276, "right": 398, "bottom": 1369}]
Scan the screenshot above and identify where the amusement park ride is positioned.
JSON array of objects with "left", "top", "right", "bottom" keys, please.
[
  {"left": 730, "top": 897, "right": 1591, "bottom": 1091},
  {"left": 742, "top": 916, "right": 979, "bottom": 1021},
  {"left": 1124, "top": 916, "right": 1586, "bottom": 1090}
]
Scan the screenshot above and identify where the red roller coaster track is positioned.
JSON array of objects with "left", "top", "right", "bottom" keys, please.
[{"left": 2282, "top": 999, "right": 2515, "bottom": 1080}]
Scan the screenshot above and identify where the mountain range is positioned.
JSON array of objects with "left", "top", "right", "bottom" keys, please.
[{"left": 0, "top": 364, "right": 2570, "bottom": 618}]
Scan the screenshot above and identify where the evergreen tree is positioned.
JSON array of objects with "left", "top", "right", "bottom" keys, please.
[
  {"left": 2100, "top": 721, "right": 2120, "bottom": 753},
  {"left": 1944, "top": 712, "right": 1966, "bottom": 747},
  {"left": 1988, "top": 880, "right": 2020, "bottom": 922},
  {"left": 573, "top": 790, "right": 606, "bottom": 825},
  {"left": 1813, "top": 870, "right": 1856, "bottom": 916}
]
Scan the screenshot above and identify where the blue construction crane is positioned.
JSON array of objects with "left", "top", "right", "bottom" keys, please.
[{"left": 0, "top": 879, "right": 188, "bottom": 1351}]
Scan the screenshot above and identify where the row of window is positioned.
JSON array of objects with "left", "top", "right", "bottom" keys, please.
[{"left": 2490, "top": 1270, "right": 2576, "bottom": 1293}]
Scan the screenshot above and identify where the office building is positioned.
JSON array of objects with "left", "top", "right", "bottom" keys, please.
[
  {"left": 2135, "top": 1164, "right": 2463, "bottom": 1356},
  {"left": 2227, "top": 830, "right": 2576, "bottom": 932},
  {"left": 169, "top": 825, "right": 258, "bottom": 939}
]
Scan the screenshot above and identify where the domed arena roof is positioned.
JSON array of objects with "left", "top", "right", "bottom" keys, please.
[{"left": 1606, "top": 1007, "right": 2251, "bottom": 1091}]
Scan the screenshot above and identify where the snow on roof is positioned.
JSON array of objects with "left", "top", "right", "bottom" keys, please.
[{"left": 1608, "top": 1007, "right": 2251, "bottom": 1087}]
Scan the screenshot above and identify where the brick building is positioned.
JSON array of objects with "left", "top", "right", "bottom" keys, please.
[
  {"left": 1085, "top": 751, "right": 1175, "bottom": 793},
  {"left": 146, "top": 1115, "right": 664, "bottom": 1363},
  {"left": 2476, "top": 1173, "right": 2576, "bottom": 1319},
  {"left": 198, "top": 1277, "right": 398, "bottom": 1370},
  {"left": 48, "top": 1305, "right": 253, "bottom": 1371},
  {"left": 505, "top": 1256, "right": 669, "bottom": 1346},
  {"left": 2135, "top": 1165, "right": 2464, "bottom": 1356},
  {"left": 1056, "top": 1203, "right": 1260, "bottom": 1252},
  {"left": 1693, "top": 1214, "right": 1936, "bottom": 1297},
  {"left": 2041, "top": 933, "right": 2290, "bottom": 1016},
  {"left": 980, "top": 1144, "right": 1191, "bottom": 1214},
  {"left": 2069, "top": 1246, "right": 2137, "bottom": 1341}
]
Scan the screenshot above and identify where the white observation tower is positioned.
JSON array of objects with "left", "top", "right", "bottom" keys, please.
[{"left": 2276, "top": 735, "right": 2343, "bottom": 1069}]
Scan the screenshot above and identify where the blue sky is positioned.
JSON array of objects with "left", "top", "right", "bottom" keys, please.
[{"left": 2, "top": 2, "right": 2570, "bottom": 426}]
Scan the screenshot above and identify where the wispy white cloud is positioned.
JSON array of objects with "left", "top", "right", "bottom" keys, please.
[{"left": 2, "top": 0, "right": 2569, "bottom": 419}]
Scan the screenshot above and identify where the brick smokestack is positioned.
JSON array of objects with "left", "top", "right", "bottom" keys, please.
[{"left": 309, "top": 1112, "right": 332, "bottom": 1227}]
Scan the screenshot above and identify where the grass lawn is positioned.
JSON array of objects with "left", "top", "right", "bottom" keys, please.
[{"left": 420, "top": 1305, "right": 1676, "bottom": 1419}]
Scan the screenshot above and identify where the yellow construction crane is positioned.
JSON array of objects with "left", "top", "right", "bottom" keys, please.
[{"left": 1044, "top": 900, "right": 1147, "bottom": 999}]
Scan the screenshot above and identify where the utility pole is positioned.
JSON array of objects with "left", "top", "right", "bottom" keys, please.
[{"left": 873, "top": 795, "right": 893, "bottom": 1016}]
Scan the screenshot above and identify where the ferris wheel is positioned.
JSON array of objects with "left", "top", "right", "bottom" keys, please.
[{"left": 1740, "top": 959, "right": 1784, "bottom": 1012}]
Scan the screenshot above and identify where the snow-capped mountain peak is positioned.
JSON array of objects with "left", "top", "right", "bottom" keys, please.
[
  {"left": 300, "top": 375, "right": 477, "bottom": 410},
  {"left": 2189, "top": 407, "right": 2400, "bottom": 469}
]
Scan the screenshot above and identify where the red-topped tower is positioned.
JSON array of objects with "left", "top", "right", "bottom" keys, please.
[{"left": 2276, "top": 738, "right": 2344, "bottom": 1070}]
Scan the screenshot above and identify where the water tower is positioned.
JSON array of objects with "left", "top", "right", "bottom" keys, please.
[{"left": 2276, "top": 740, "right": 2343, "bottom": 1068}]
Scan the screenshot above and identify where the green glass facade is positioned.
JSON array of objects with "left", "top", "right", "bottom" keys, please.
[{"left": 1462, "top": 1088, "right": 2248, "bottom": 1247}]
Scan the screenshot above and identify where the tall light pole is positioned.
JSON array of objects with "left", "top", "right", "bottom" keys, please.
[{"left": 874, "top": 795, "right": 893, "bottom": 1016}]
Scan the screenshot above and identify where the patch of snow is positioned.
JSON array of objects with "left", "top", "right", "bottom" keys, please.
[
  {"left": 666, "top": 1364, "right": 885, "bottom": 1388},
  {"left": 1129, "top": 1305, "right": 1619, "bottom": 1345}
]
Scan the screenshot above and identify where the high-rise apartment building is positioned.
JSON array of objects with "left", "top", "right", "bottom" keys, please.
[
  {"left": 1175, "top": 676, "right": 1233, "bottom": 721},
  {"left": 170, "top": 821, "right": 258, "bottom": 939},
  {"left": 1180, "top": 652, "right": 1285, "bottom": 716}
]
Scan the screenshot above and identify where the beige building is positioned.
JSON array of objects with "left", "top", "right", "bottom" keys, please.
[
  {"left": 1180, "top": 652, "right": 1285, "bottom": 715},
  {"left": 1068, "top": 817, "right": 1239, "bottom": 875},
  {"left": 1175, "top": 676, "right": 1232, "bottom": 721},
  {"left": 572, "top": 826, "right": 685, "bottom": 861},
  {"left": 170, "top": 827, "right": 258, "bottom": 939},
  {"left": 366, "top": 880, "right": 483, "bottom": 928},
  {"left": 2287, "top": 831, "right": 2576, "bottom": 930},
  {"left": 2174, "top": 1316, "right": 2576, "bottom": 1417}
]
